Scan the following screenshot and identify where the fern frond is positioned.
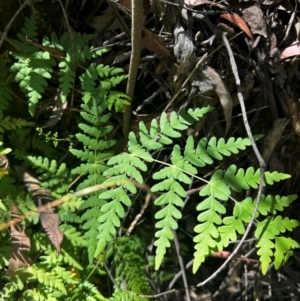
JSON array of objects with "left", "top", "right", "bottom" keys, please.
[
  {"left": 58, "top": 54, "right": 75, "bottom": 103},
  {"left": 80, "top": 281, "right": 108, "bottom": 301},
  {"left": 27, "top": 264, "right": 67, "bottom": 294},
  {"left": 193, "top": 166, "right": 295, "bottom": 272},
  {"left": 60, "top": 224, "right": 86, "bottom": 247},
  {"left": 0, "top": 275, "right": 26, "bottom": 300},
  {"left": 69, "top": 101, "right": 115, "bottom": 190},
  {"left": 10, "top": 51, "right": 55, "bottom": 115},
  {"left": 21, "top": 288, "right": 58, "bottom": 301},
  {"left": 255, "top": 216, "right": 299, "bottom": 274},
  {"left": 27, "top": 156, "right": 70, "bottom": 189},
  {"left": 0, "top": 115, "right": 34, "bottom": 133},
  {"left": 98, "top": 108, "right": 214, "bottom": 265},
  {"left": 40, "top": 249, "right": 83, "bottom": 271},
  {"left": 12, "top": 14, "right": 38, "bottom": 53}
]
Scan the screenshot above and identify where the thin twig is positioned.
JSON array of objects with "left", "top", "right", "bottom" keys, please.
[
  {"left": 140, "top": 289, "right": 177, "bottom": 299},
  {"left": 169, "top": 259, "right": 194, "bottom": 289},
  {"left": 0, "top": 0, "right": 30, "bottom": 50},
  {"left": 0, "top": 183, "right": 111, "bottom": 231},
  {"left": 197, "top": 33, "right": 266, "bottom": 287},
  {"left": 213, "top": 247, "right": 257, "bottom": 298},
  {"left": 172, "top": 230, "right": 191, "bottom": 301},
  {"left": 126, "top": 182, "right": 156, "bottom": 236},
  {"left": 103, "top": 262, "right": 119, "bottom": 289}
]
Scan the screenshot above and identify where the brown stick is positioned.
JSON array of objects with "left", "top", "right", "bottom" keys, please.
[{"left": 123, "top": 0, "right": 143, "bottom": 144}]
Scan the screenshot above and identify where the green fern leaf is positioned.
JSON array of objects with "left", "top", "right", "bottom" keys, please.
[
  {"left": 258, "top": 194, "right": 296, "bottom": 215},
  {"left": 60, "top": 224, "right": 86, "bottom": 247},
  {"left": 218, "top": 216, "right": 245, "bottom": 247},
  {"left": 233, "top": 197, "right": 256, "bottom": 223},
  {"left": 274, "top": 237, "right": 299, "bottom": 269},
  {"left": 200, "top": 170, "right": 231, "bottom": 200},
  {"left": 21, "top": 288, "right": 58, "bottom": 301},
  {"left": 27, "top": 156, "right": 69, "bottom": 189},
  {"left": 0, "top": 115, "right": 34, "bottom": 133},
  {"left": 207, "top": 137, "right": 251, "bottom": 160},
  {"left": 40, "top": 249, "right": 83, "bottom": 271},
  {"left": 12, "top": 14, "right": 38, "bottom": 53},
  {"left": 21, "top": 13, "right": 38, "bottom": 38},
  {"left": 58, "top": 56, "right": 75, "bottom": 103},
  {"left": 264, "top": 170, "right": 291, "bottom": 185},
  {"left": 10, "top": 51, "right": 55, "bottom": 115},
  {"left": 138, "top": 121, "right": 162, "bottom": 150},
  {"left": 27, "top": 265, "right": 67, "bottom": 294},
  {"left": 255, "top": 216, "right": 299, "bottom": 274},
  {"left": 193, "top": 221, "right": 219, "bottom": 273},
  {"left": 184, "top": 106, "right": 214, "bottom": 121},
  {"left": 235, "top": 166, "right": 260, "bottom": 189},
  {"left": 107, "top": 90, "right": 130, "bottom": 112},
  {"left": 80, "top": 196, "right": 106, "bottom": 263}
]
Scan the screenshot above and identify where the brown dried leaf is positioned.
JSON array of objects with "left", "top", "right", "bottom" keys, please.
[
  {"left": 16, "top": 167, "right": 64, "bottom": 254},
  {"left": 220, "top": 13, "right": 254, "bottom": 40},
  {"left": 40, "top": 210, "right": 64, "bottom": 254},
  {"left": 206, "top": 66, "right": 233, "bottom": 135},
  {"left": 241, "top": 5, "right": 268, "bottom": 38},
  {"left": 142, "top": 27, "right": 170, "bottom": 56},
  {"left": 7, "top": 204, "right": 31, "bottom": 276},
  {"left": 281, "top": 42, "right": 300, "bottom": 59}
]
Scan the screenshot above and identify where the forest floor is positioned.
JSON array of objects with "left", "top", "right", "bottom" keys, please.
[{"left": 1, "top": 0, "right": 300, "bottom": 300}]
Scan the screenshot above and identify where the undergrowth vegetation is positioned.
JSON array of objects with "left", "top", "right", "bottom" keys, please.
[{"left": 0, "top": 14, "right": 299, "bottom": 301}]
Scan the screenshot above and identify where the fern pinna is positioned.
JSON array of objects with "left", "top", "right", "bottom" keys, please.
[{"left": 83, "top": 107, "right": 299, "bottom": 275}]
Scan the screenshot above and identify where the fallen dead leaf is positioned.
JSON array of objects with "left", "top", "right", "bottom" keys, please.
[
  {"left": 16, "top": 167, "right": 64, "bottom": 254},
  {"left": 220, "top": 13, "right": 254, "bottom": 41},
  {"left": 211, "top": 251, "right": 259, "bottom": 263},
  {"left": 142, "top": 27, "right": 171, "bottom": 56},
  {"left": 281, "top": 42, "right": 300, "bottom": 59},
  {"left": 241, "top": 5, "right": 268, "bottom": 38},
  {"left": 7, "top": 204, "right": 31, "bottom": 276},
  {"left": 206, "top": 66, "right": 233, "bottom": 135}
]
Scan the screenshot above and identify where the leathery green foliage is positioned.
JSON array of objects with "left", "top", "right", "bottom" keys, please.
[{"left": 0, "top": 13, "right": 299, "bottom": 301}]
